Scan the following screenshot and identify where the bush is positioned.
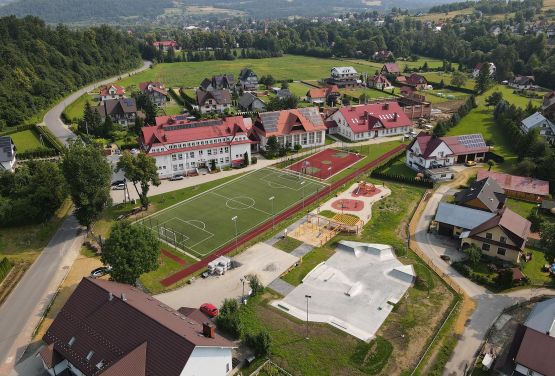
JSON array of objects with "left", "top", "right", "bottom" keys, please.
[
  {"left": 246, "top": 274, "right": 263, "bottom": 296},
  {"left": 452, "top": 261, "right": 472, "bottom": 277},
  {"left": 251, "top": 156, "right": 258, "bottom": 164},
  {"left": 243, "top": 330, "right": 271, "bottom": 357},
  {"left": 216, "top": 298, "right": 243, "bottom": 339},
  {"left": 0, "top": 257, "right": 13, "bottom": 282},
  {"left": 17, "top": 147, "right": 58, "bottom": 160}
]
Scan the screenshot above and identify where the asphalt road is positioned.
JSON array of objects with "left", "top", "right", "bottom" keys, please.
[
  {"left": 0, "top": 60, "right": 151, "bottom": 375},
  {"left": 41, "top": 60, "right": 151, "bottom": 145}
]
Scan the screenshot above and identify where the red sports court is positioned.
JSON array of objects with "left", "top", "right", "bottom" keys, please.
[{"left": 287, "top": 148, "right": 364, "bottom": 180}]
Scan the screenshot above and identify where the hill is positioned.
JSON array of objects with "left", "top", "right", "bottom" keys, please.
[{"left": 0, "top": 16, "right": 142, "bottom": 128}]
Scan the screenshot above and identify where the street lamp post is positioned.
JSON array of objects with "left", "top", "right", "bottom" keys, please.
[
  {"left": 240, "top": 276, "right": 247, "bottom": 304},
  {"left": 300, "top": 181, "right": 306, "bottom": 210},
  {"left": 269, "top": 196, "right": 275, "bottom": 230},
  {"left": 327, "top": 167, "right": 332, "bottom": 195},
  {"left": 305, "top": 294, "right": 312, "bottom": 339},
  {"left": 232, "top": 216, "right": 238, "bottom": 251}
]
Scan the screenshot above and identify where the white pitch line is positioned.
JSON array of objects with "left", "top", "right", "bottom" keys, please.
[{"left": 209, "top": 191, "right": 272, "bottom": 216}]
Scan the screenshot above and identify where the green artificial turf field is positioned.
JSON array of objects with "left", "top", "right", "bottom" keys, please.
[{"left": 136, "top": 168, "right": 327, "bottom": 259}]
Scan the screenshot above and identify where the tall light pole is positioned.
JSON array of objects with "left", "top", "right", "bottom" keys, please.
[
  {"left": 305, "top": 294, "right": 312, "bottom": 339},
  {"left": 269, "top": 196, "right": 275, "bottom": 230},
  {"left": 328, "top": 166, "right": 332, "bottom": 195},
  {"left": 232, "top": 216, "right": 238, "bottom": 251},
  {"left": 300, "top": 181, "right": 306, "bottom": 210},
  {"left": 240, "top": 276, "right": 247, "bottom": 304}
]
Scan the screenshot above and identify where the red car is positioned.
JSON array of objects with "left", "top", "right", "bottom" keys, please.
[{"left": 200, "top": 303, "right": 219, "bottom": 317}]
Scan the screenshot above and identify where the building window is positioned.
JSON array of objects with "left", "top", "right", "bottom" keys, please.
[
  {"left": 497, "top": 248, "right": 506, "bottom": 256},
  {"left": 178, "top": 154, "right": 183, "bottom": 160},
  {"left": 172, "top": 155, "right": 177, "bottom": 161},
  {"left": 226, "top": 363, "right": 230, "bottom": 373},
  {"left": 173, "top": 165, "right": 177, "bottom": 171},
  {"left": 485, "top": 233, "right": 492, "bottom": 240},
  {"left": 207, "top": 149, "right": 212, "bottom": 155},
  {"left": 190, "top": 152, "right": 195, "bottom": 158},
  {"left": 482, "top": 243, "right": 490, "bottom": 251},
  {"left": 500, "top": 236, "right": 506, "bottom": 244}
]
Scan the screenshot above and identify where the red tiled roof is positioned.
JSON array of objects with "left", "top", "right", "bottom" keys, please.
[
  {"left": 254, "top": 107, "right": 326, "bottom": 137},
  {"left": 42, "top": 278, "right": 234, "bottom": 376},
  {"left": 307, "top": 85, "right": 340, "bottom": 99},
  {"left": 142, "top": 115, "right": 250, "bottom": 149},
  {"left": 477, "top": 170, "right": 550, "bottom": 197},
  {"left": 153, "top": 40, "right": 177, "bottom": 47},
  {"left": 410, "top": 132, "right": 451, "bottom": 158},
  {"left": 382, "top": 62, "right": 400, "bottom": 73},
  {"left": 405, "top": 73, "right": 427, "bottom": 86},
  {"left": 369, "top": 74, "right": 391, "bottom": 85},
  {"left": 334, "top": 102, "right": 412, "bottom": 133},
  {"left": 99, "top": 84, "right": 125, "bottom": 97},
  {"left": 139, "top": 82, "right": 168, "bottom": 96}
]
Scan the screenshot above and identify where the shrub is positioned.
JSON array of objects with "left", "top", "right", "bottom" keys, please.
[
  {"left": 243, "top": 330, "right": 271, "bottom": 357},
  {"left": 246, "top": 274, "right": 263, "bottom": 296},
  {"left": 216, "top": 298, "right": 243, "bottom": 339},
  {"left": 17, "top": 147, "right": 58, "bottom": 160},
  {"left": 0, "top": 257, "right": 13, "bottom": 282},
  {"left": 251, "top": 156, "right": 257, "bottom": 164}
]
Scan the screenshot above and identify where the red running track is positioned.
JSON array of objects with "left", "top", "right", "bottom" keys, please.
[
  {"left": 160, "top": 144, "right": 406, "bottom": 286},
  {"left": 161, "top": 249, "right": 187, "bottom": 266}
]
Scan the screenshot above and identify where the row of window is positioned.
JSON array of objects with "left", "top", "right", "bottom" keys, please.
[
  {"left": 485, "top": 233, "right": 507, "bottom": 244},
  {"left": 481, "top": 243, "right": 507, "bottom": 256},
  {"left": 274, "top": 132, "right": 322, "bottom": 146},
  {"left": 152, "top": 137, "right": 246, "bottom": 153},
  {"left": 171, "top": 147, "right": 230, "bottom": 161},
  {"left": 171, "top": 157, "right": 230, "bottom": 171}
]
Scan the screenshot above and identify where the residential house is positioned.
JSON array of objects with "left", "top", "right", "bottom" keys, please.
[
  {"left": 200, "top": 74, "right": 235, "bottom": 91},
  {"left": 454, "top": 177, "right": 507, "bottom": 213},
  {"left": 372, "top": 50, "right": 394, "bottom": 62},
  {"left": 542, "top": 91, "right": 555, "bottom": 119},
  {"left": 400, "top": 85, "right": 416, "bottom": 96},
  {"left": 238, "top": 92, "right": 266, "bottom": 112},
  {"left": 38, "top": 278, "right": 235, "bottom": 376},
  {"left": 195, "top": 89, "right": 232, "bottom": 114},
  {"left": 152, "top": 40, "right": 180, "bottom": 52},
  {"left": 141, "top": 115, "right": 252, "bottom": 177},
  {"left": 99, "top": 84, "right": 125, "bottom": 102},
  {"left": 405, "top": 73, "right": 429, "bottom": 90},
  {"left": 328, "top": 66, "right": 359, "bottom": 88},
  {"left": 472, "top": 62, "right": 496, "bottom": 78},
  {"left": 0, "top": 136, "right": 16, "bottom": 172},
  {"left": 252, "top": 107, "right": 326, "bottom": 150},
  {"left": 95, "top": 98, "right": 138, "bottom": 127},
  {"left": 460, "top": 207, "right": 531, "bottom": 263},
  {"left": 325, "top": 102, "right": 412, "bottom": 141},
  {"left": 276, "top": 89, "right": 292, "bottom": 100},
  {"left": 476, "top": 170, "right": 550, "bottom": 202},
  {"left": 238, "top": 68, "right": 258, "bottom": 90},
  {"left": 435, "top": 202, "right": 496, "bottom": 238},
  {"left": 381, "top": 63, "right": 401, "bottom": 76},
  {"left": 521, "top": 112, "right": 555, "bottom": 145},
  {"left": 406, "top": 132, "right": 489, "bottom": 171},
  {"left": 139, "top": 82, "right": 169, "bottom": 107},
  {"left": 498, "top": 298, "right": 555, "bottom": 376},
  {"left": 306, "top": 85, "right": 341, "bottom": 104},
  {"left": 367, "top": 74, "right": 393, "bottom": 90},
  {"left": 509, "top": 75, "right": 535, "bottom": 90}
]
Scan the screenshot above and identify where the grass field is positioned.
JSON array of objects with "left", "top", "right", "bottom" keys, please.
[
  {"left": 425, "top": 89, "right": 469, "bottom": 103},
  {"left": 422, "top": 72, "right": 475, "bottom": 90},
  {"left": 63, "top": 93, "right": 96, "bottom": 122},
  {"left": 340, "top": 87, "right": 396, "bottom": 99},
  {"left": 136, "top": 168, "right": 327, "bottom": 259},
  {"left": 288, "top": 82, "right": 311, "bottom": 98},
  {"left": 9, "top": 129, "right": 44, "bottom": 152},
  {"left": 341, "top": 56, "right": 459, "bottom": 71}
]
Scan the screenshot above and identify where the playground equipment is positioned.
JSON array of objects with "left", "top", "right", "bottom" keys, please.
[{"left": 353, "top": 181, "right": 377, "bottom": 196}]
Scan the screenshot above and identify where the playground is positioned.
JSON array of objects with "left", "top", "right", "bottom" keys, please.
[{"left": 287, "top": 148, "right": 365, "bottom": 180}]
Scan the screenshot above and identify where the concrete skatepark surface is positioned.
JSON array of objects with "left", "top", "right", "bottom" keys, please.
[{"left": 272, "top": 240, "right": 414, "bottom": 341}]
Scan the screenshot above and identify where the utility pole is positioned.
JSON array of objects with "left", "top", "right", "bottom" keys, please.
[
  {"left": 232, "top": 216, "right": 238, "bottom": 251},
  {"left": 269, "top": 196, "right": 275, "bottom": 230},
  {"left": 300, "top": 181, "right": 306, "bottom": 210},
  {"left": 305, "top": 294, "right": 312, "bottom": 339}
]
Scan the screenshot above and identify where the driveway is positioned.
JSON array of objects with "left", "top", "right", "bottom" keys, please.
[
  {"left": 411, "top": 169, "right": 555, "bottom": 375},
  {"left": 42, "top": 60, "right": 151, "bottom": 145},
  {"left": 156, "top": 243, "right": 298, "bottom": 309}
]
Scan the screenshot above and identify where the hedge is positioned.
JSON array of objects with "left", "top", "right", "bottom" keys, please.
[
  {"left": 426, "top": 81, "right": 477, "bottom": 95},
  {"left": 0, "top": 124, "right": 34, "bottom": 136},
  {"left": 18, "top": 147, "right": 59, "bottom": 160},
  {"left": 35, "top": 125, "right": 65, "bottom": 153},
  {"left": 118, "top": 142, "right": 139, "bottom": 150},
  {"left": 168, "top": 88, "right": 184, "bottom": 106},
  {"left": 0, "top": 257, "right": 13, "bottom": 283},
  {"left": 371, "top": 170, "right": 434, "bottom": 188}
]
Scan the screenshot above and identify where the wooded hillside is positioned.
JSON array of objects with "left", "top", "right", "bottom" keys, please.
[{"left": 0, "top": 16, "right": 142, "bottom": 128}]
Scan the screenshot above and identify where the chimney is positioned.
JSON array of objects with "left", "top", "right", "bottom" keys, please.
[
  {"left": 203, "top": 322, "right": 215, "bottom": 338},
  {"left": 350, "top": 106, "right": 355, "bottom": 111},
  {"left": 121, "top": 293, "right": 127, "bottom": 301},
  {"left": 384, "top": 102, "right": 389, "bottom": 110},
  {"left": 394, "top": 112, "right": 398, "bottom": 121},
  {"left": 363, "top": 110, "right": 369, "bottom": 121},
  {"left": 108, "top": 292, "right": 113, "bottom": 301}
]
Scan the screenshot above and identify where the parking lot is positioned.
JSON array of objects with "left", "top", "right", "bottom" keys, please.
[{"left": 156, "top": 242, "right": 299, "bottom": 309}]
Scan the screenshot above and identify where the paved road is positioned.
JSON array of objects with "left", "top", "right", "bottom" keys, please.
[
  {"left": 42, "top": 60, "right": 151, "bottom": 145},
  {"left": 0, "top": 216, "right": 86, "bottom": 375},
  {"left": 412, "top": 176, "right": 554, "bottom": 375}
]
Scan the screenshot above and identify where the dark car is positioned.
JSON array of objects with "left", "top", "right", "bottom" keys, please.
[
  {"left": 90, "top": 266, "right": 112, "bottom": 278},
  {"left": 440, "top": 255, "right": 451, "bottom": 262},
  {"left": 111, "top": 179, "right": 125, "bottom": 186},
  {"left": 200, "top": 303, "right": 219, "bottom": 317}
]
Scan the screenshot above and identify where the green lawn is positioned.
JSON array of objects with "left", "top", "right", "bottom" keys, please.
[
  {"left": 288, "top": 82, "right": 311, "bottom": 98},
  {"left": 63, "top": 93, "right": 96, "bottom": 122},
  {"left": 505, "top": 199, "right": 536, "bottom": 218},
  {"left": 425, "top": 89, "right": 469, "bottom": 104},
  {"left": 421, "top": 72, "right": 475, "bottom": 90},
  {"left": 340, "top": 87, "right": 396, "bottom": 99},
  {"left": 522, "top": 247, "right": 555, "bottom": 286},
  {"left": 273, "top": 237, "right": 303, "bottom": 253},
  {"left": 381, "top": 157, "right": 417, "bottom": 178},
  {"left": 281, "top": 246, "right": 335, "bottom": 285},
  {"left": 136, "top": 168, "right": 327, "bottom": 259},
  {"left": 9, "top": 129, "right": 44, "bottom": 152}
]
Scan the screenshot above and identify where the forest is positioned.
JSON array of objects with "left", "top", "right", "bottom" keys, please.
[{"left": 0, "top": 16, "right": 142, "bottom": 128}]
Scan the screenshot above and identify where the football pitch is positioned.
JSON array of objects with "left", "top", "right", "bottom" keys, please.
[{"left": 136, "top": 168, "right": 328, "bottom": 259}]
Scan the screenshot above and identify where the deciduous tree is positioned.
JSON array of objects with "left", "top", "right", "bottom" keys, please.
[{"left": 117, "top": 151, "right": 160, "bottom": 209}]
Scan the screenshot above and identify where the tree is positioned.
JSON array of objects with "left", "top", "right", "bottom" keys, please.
[
  {"left": 102, "top": 116, "right": 114, "bottom": 138},
  {"left": 62, "top": 141, "right": 112, "bottom": 229},
  {"left": 243, "top": 151, "right": 249, "bottom": 166},
  {"left": 79, "top": 101, "right": 102, "bottom": 135},
  {"left": 438, "top": 79, "right": 445, "bottom": 89},
  {"left": 135, "top": 93, "right": 157, "bottom": 125},
  {"left": 487, "top": 159, "right": 495, "bottom": 171},
  {"left": 495, "top": 269, "right": 514, "bottom": 289},
  {"left": 244, "top": 330, "right": 271, "bottom": 357},
  {"left": 475, "top": 63, "right": 493, "bottom": 94},
  {"left": 528, "top": 209, "right": 543, "bottom": 233},
  {"left": 246, "top": 274, "right": 263, "bottom": 296},
  {"left": 117, "top": 151, "right": 161, "bottom": 209},
  {"left": 101, "top": 221, "right": 159, "bottom": 285},
  {"left": 464, "top": 244, "right": 482, "bottom": 265},
  {"left": 513, "top": 158, "right": 536, "bottom": 177},
  {"left": 216, "top": 298, "right": 243, "bottom": 339},
  {"left": 280, "top": 80, "right": 289, "bottom": 89},
  {"left": 265, "top": 135, "right": 279, "bottom": 158},
  {"left": 451, "top": 71, "right": 466, "bottom": 88},
  {"left": 485, "top": 92, "right": 503, "bottom": 107},
  {"left": 540, "top": 222, "right": 555, "bottom": 251}
]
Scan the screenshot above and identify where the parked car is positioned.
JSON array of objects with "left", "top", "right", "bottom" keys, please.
[
  {"left": 111, "top": 179, "right": 125, "bottom": 186},
  {"left": 170, "top": 174, "right": 184, "bottom": 181},
  {"left": 112, "top": 183, "right": 125, "bottom": 190},
  {"left": 465, "top": 160, "right": 476, "bottom": 167},
  {"left": 90, "top": 266, "right": 112, "bottom": 278},
  {"left": 200, "top": 303, "right": 219, "bottom": 317},
  {"left": 440, "top": 255, "right": 451, "bottom": 262}
]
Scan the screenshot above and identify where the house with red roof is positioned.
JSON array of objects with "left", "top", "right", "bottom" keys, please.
[
  {"left": 306, "top": 85, "right": 340, "bottom": 104},
  {"left": 152, "top": 40, "right": 180, "bottom": 52},
  {"left": 372, "top": 50, "right": 394, "bottom": 62},
  {"left": 406, "top": 132, "right": 489, "bottom": 171},
  {"left": 476, "top": 170, "right": 550, "bottom": 202},
  {"left": 381, "top": 62, "right": 401, "bottom": 76},
  {"left": 325, "top": 102, "right": 412, "bottom": 141},
  {"left": 99, "top": 84, "right": 125, "bottom": 102},
  {"left": 141, "top": 115, "right": 253, "bottom": 178},
  {"left": 38, "top": 278, "right": 235, "bottom": 376},
  {"left": 367, "top": 74, "right": 393, "bottom": 90},
  {"left": 139, "top": 82, "right": 169, "bottom": 107},
  {"left": 252, "top": 107, "right": 327, "bottom": 150},
  {"left": 405, "top": 73, "right": 428, "bottom": 90}
]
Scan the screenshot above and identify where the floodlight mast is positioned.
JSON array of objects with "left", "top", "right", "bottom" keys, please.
[
  {"left": 231, "top": 216, "right": 238, "bottom": 251},
  {"left": 305, "top": 294, "right": 312, "bottom": 339}
]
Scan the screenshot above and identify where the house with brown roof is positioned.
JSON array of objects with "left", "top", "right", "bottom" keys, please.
[
  {"left": 405, "top": 73, "right": 428, "bottom": 90},
  {"left": 325, "top": 102, "right": 412, "bottom": 141},
  {"left": 94, "top": 98, "right": 139, "bottom": 128},
  {"left": 406, "top": 132, "right": 489, "bottom": 171},
  {"left": 38, "top": 278, "right": 235, "bottom": 376},
  {"left": 372, "top": 50, "right": 394, "bottom": 62},
  {"left": 306, "top": 85, "right": 340, "bottom": 104},
  {"left": 139, "top": 82, "right": 169, "bottom": 107},
  {"left": 195, "top": 89, "right": 232, "bottom": 114},
  {"left": 253, "top": 107, "right": 326, "bottom": 150},
  {"left": 454, "top": 177, "right": 506, "bottom": 213},
  {"left": 460, "top": 207, "right": 531, "bottom": 263},
  {"left": 99, "top": 84, "right": 125, "bottom": 102},
  {"left": 152, "top": 40, "right": 180, "bottom": 52},
  {"left": 367, "top": 74, "right": 393, "bottom": 90},
  {"left": 476, "top": 170, "right": 550, "bottom": 202},
  {"left": 381, "top": 63, "right": 401, "bottom": 76}
]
